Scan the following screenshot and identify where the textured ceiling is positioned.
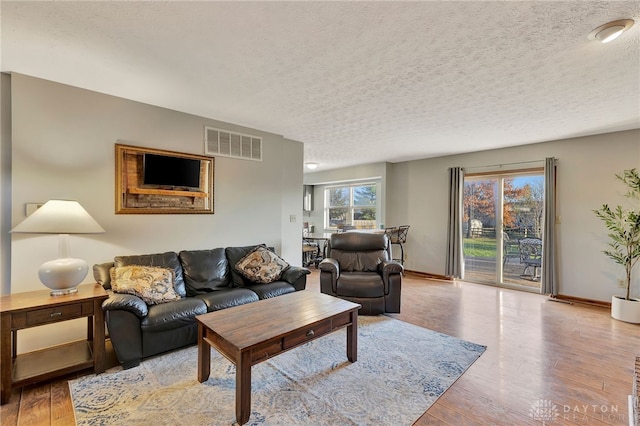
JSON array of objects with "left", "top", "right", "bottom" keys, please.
[{"left": 2, "top": 1, "right": 639, "bottom": 172}]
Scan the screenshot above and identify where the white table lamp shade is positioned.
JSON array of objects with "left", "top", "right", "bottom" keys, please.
[
  {"left": 11, "top": 200, "right": 105, "bottom": 295},
  {"left": 10, "top": 200, "right": 105, "bottom": 234}
]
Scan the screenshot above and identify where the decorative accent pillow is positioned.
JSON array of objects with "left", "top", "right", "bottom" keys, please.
[
  {"left": 110, "top": 265, "right": 181, "bottom": 305},
  {"left": 235, "top": 247, "right": 290, "bottom": 284}
]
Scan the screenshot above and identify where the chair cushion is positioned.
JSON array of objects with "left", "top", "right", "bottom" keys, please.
[
  {"left": 140, "top": 298, "right": 207, "bottom": 333},
  {"left": 195, "top": 288, "right": 259, "bottom": 311},
  {"left": 179, "top": 248, "right": 230, "bottom": 295},
  {"left": 248, "top": 281, "right": 296, "bottom": 299},
  {"left": 330, "top": 232, "right": 388, "bottom": 251},
  {"left": 329, "top": 233, "right": 390, "bottom": 272},
  {"left": 336, "top": 272, "right": 385, "bottom": 298},
  {"left": 332, "top": 251, "right": 386, "bottom": 272}
]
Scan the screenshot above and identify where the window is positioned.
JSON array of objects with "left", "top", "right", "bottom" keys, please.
[{"left": 325, "top": 182, "right": 378, "bottom": 229}]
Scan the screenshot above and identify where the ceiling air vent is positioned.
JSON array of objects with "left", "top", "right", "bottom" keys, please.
[{"left": 204, "top": 126, "right": 262, "bottom": 161}]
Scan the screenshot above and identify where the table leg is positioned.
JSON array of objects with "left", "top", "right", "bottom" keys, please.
[
  {"left": 236, "top": 351, "right": 251, "bottom": 425},
  {"left": 347, "top": 311, "right": 358, "bottom": 362},
  {"left": 93, "top": 299, "right": 106, "bottom": 373},
  {"left": 197, "top": 323, "right": 210, "bottom": 383},
  {"left": 11, "top": 330, "right": 16, "bottom": 360},
  {"left": 1, "top": 313, "right": 12, "bottom": 404},
  {"left": 87, "top": 315, "right": 94, "bottom": 341}
]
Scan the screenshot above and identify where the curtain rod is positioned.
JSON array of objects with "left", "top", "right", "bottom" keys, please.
[{"left": 464, "top": 158, "right": 553, "bottom": 172}]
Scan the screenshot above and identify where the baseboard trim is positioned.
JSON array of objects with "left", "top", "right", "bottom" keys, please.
[
  {"left": 402, "top": 273, "right": 611, "bottom": 308},
  {"left": 552, "top": 294, "right": 611, "bottom": 309},
  {"left": 405, "top": 270, "right": 453, "bottom": 281}
]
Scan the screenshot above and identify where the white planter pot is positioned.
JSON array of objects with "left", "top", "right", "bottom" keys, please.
[{"left": 611, "top": 295, "right": 640, "bottom": 324}]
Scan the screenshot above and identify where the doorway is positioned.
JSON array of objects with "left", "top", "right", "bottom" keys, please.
[{"left": 463, "top": 171, "right": 544, "bottom": 291}]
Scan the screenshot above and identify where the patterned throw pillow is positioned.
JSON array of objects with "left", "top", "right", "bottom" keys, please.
[
  {"left": 235, "top": 247, "right": 290, "bottom": 284},
  {"left": 110, "top": 265, "right": 181, "bottom": 305}
]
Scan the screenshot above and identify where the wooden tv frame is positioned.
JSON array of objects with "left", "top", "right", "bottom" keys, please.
[{"left": 115, "top": 143, "right": 214, "bottom": 214}]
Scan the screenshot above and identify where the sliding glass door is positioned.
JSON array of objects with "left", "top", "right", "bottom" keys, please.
[{"left": 463, "top": 171, "right": 544, "bottom": 290}]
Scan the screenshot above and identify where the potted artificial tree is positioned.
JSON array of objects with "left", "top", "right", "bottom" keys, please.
[{"left": 593, "top": 168, "right": 640, "bottom": 323}]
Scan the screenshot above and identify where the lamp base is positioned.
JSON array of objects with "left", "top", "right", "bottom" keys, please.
[
  {"left": 49, "top": 287, "right": 79, "bottom": 296},
  {"left": 38, "top": 258, "right": 89, "bottom": 297}
]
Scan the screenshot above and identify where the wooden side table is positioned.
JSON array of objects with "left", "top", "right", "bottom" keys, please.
[{"left": 0, "top": 283, "right": 109, "bottom": 404}]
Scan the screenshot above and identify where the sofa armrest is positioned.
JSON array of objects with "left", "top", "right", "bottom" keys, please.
[
  {"left": 319, "top": 258, "right": 339, "bottom": 274},
  {"left": 280, "top": 266, "right": 310, "bottom": 291},
  {"left": 380, "top": 260, "right": 403, "bottom": 276},
  {"left": 281, "top": 266, "right": 310, "bottom": 283},
  {"left": 381, "top": 260, "right": 402, "bottom": 312},
  {"left": 102, "top": 293, "right": 148, "bottom": 318},
  {"left": 319, "top": 258, "right": 340, "bottom": 294},
  {"left": 93, "top": 262, "right": 114, "bottom": 290}
]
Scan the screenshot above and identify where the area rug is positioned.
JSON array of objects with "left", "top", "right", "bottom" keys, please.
[{"left": 70, "top": 316, "right": 486, "bottom": 425}]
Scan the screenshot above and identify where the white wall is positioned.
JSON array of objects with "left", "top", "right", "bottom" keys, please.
[
  {"left": 7, "top": 74, "right": 304, "bottom": 352},
  {"left": 280, "top": 138, "right": 305, "bottom": 262},
  {"left": 386, "top": 130, "right": 640, "bottom": 302}
]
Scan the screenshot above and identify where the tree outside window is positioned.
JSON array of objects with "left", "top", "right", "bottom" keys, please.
[
  {"left": 328, "top": 187, "right": 349, "bottom": 227},
  {"left": 463, "top": 175, "right": 543, "bottom": 239},
  {"left": 326, "top": 183, "right": 377, "bottom": 229}
]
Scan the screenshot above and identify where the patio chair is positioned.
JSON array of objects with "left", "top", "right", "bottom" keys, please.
[
  {"left": 503, "top": 232, "right": 520, "bottom": 265},
  {"left": 519, "top": 238, "right": 542, "bottom": 280}
]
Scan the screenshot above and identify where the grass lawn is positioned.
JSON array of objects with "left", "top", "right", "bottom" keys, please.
[{"left": 463, "top": 237, "right": 497, "bottom": 258}]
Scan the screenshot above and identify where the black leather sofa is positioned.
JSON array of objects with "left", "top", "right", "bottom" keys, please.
[{"left": 93, "top": 245, "right": 309, "bottom": 369}]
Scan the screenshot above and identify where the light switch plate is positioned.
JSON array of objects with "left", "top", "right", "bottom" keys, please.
[{"left": 26, "top": 203, "right": 43, "bottom": 216}]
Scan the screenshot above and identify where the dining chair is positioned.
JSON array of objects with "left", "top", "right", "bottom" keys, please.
[
  {"left": 302, "top": 237, "right": 321, "bottom": 267},
  {"left": 385, "top": 225, "right": 410, "bottom": 265}
]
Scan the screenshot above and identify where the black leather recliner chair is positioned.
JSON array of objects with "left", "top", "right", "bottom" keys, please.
[{"left": 319, "top": 232, "right": 403, "bottom": 315}]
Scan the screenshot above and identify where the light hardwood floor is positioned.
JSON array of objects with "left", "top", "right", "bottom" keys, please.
[{"left": 1, "top": 270, "right": 638, "bottom": 425}]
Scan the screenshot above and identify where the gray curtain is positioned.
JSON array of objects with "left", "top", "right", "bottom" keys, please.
[
  {"left": 541, "top": 157, "right": 557, "bottom": 295},
  {"left": 446, "top": 167, "right": 464, "bottom": 279}
]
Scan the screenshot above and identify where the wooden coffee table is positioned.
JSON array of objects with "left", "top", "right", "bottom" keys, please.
[{"left": 196, "top": 291, "right": 360, "bottom": 425}]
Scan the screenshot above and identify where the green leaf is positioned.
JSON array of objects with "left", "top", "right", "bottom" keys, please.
[{"left": 594, "top": 169, "right": 640, "bottom": 298}]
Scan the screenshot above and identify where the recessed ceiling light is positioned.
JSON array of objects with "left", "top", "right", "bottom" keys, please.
[
  {"left": 305, "top": 162, "right": 319, "bottom": 170},
  {"left": 588, "top": 19, "right": 634, "bottom": 43}
]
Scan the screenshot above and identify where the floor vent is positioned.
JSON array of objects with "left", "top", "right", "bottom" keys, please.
[{"left": 204, "top": 126, "right": 262, "bottom": 161}]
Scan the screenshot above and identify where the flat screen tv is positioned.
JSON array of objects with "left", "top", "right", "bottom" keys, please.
[{"left": 142, "top": 153, "right": 201, "bottom": 190}]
